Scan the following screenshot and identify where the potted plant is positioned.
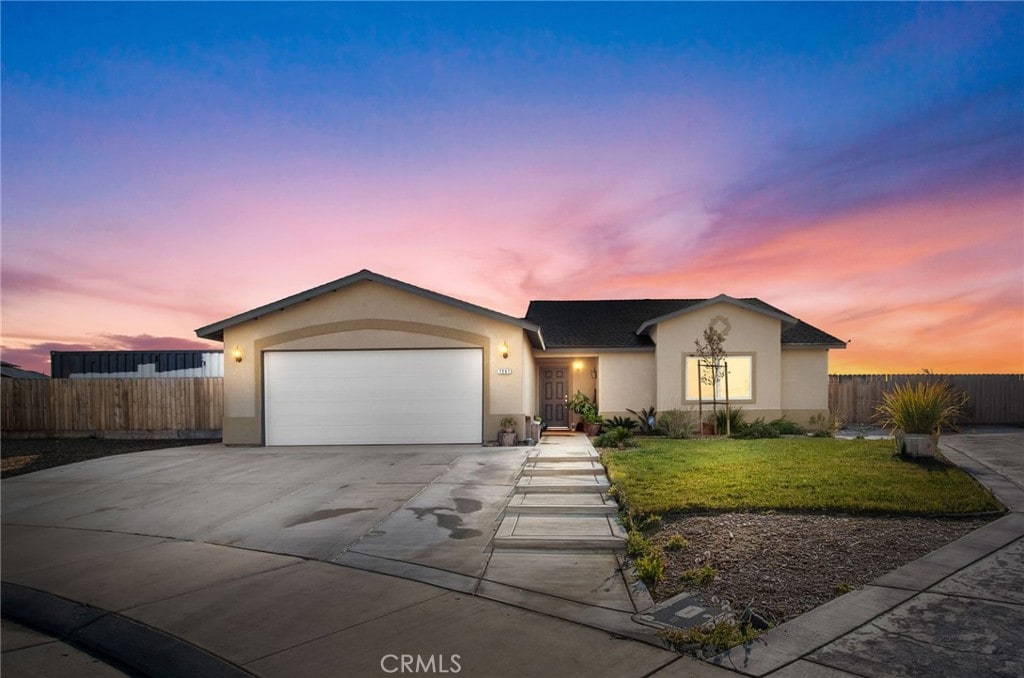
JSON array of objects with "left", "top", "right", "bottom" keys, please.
[
  {"left": 498, "top": 416, "right": 518, "bottom": 447},
  {"left": 583, "top": 412, "right": 604, "bottom": 436},
  {"left": 567, "top": 391, "right": 602, "bottom": 435},
  {"left": 874, "top": 381, "right": 968, "bottom": 458}
]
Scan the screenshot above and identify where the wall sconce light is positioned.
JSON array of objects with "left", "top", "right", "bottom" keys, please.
[
  {"left": 232, "top": 346, "right": 244, "bottom": 363},
  {"left": 591, "top": 368, "right": 598, "bottom": 379},
  {"left": 499, "top": 341, "right": 509, "bottom": 359},
  {"left": 572, "top": 360, "right": 584, "bottom": 372}
]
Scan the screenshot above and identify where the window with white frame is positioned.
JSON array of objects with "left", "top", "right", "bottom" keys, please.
[{"left": 685, "top": 355, "right": 753, "bottom": 401}]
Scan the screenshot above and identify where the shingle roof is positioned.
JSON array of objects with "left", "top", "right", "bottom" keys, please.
[
  {"left": 781, "top": 321, "right": 846, "bottom": 346},
  {"left": 524, "top": 298, "right": 845, "bottom": 349}
]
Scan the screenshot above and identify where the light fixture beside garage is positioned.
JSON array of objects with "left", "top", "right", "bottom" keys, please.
[
  {"left": 232, "top": 346, "right": 244, "bottom": 363},
  {"left": 499, "top": 341, "right": 509, "bottom": 359}
]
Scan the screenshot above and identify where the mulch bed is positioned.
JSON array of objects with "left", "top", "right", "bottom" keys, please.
[
  {"left": 1, "top": 438, "right": 221, "bottom": 478},
  {"left": 648, "top": 511, "right": 996, "bottom": 623}
]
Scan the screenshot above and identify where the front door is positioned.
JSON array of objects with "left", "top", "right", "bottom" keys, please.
[{"left": 541, "top": 365, "right": 569, "bottom": 427}]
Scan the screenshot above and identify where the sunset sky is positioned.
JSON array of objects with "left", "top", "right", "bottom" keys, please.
[{"left": 3, "top": 2, "right": 1022, "bottom": 376}]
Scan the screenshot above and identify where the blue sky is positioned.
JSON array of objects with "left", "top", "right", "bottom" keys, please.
[{"left": 2, "top": 2, "right": 1022, "bottom": 374}]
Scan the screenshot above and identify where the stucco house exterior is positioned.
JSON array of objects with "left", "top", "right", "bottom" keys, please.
[{"left": 196, "top": 269, "right": 845, "bottom": 446}]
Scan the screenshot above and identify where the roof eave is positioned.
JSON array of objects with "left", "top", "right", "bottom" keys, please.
[
  {"left": 635, "top": 294, "right": 799, "bottom": 336},
  {"left": 535, "top": 345, "right": 656, "bottom": 353},
  {"left": 195, "top": 269, "right": 540, "bottom": 342},
  {"left": 783, "top": 342, "right": 848, "bottom": 350}
]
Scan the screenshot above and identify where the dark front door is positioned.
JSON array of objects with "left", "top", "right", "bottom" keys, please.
[{"left": 541, "top": 366, "right": 569, "bottom": 427}]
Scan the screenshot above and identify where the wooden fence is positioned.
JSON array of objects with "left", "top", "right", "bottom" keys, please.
[
  {"left": 1, "top": 377, "right": 223, "bottom": 439},
  {"left": 829, "top": 374, "right": 1024, "bottom": 425}
]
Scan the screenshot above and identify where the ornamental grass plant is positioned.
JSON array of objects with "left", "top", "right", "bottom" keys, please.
[{"left": 874, "top": 381, "right": 968, "bottom": 435}]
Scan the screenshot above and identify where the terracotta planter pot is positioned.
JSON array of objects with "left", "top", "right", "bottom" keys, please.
[
  {"left": 584, "top": 422, "right": 602, "bottom": 436},
  {"left": 498, "top": 430, "right": 517, "bottom": 447},
  {"left": 701, "top": 422, "right": 717, "bottom": 436}
]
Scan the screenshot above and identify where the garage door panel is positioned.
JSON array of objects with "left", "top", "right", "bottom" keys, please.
[{"left": 264, "top": 349, "right": 482, "bottom": 445}]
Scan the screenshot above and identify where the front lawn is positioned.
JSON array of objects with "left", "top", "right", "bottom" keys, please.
[{"left": 603, "top": 437, "right": 1002, "bottom": 516}]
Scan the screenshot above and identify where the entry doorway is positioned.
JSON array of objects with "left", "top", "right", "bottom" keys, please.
[{"left": 540, "top": 364, "right": 569, "bottom": 428}]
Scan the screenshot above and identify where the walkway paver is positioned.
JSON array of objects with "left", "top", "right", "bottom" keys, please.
[{"left": 492, "top": 432, "right": 626, "bottom": 551}]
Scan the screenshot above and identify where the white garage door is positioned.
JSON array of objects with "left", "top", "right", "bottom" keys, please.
[{"left": 264, "top": 349, "right": 482, "bottom": 445}]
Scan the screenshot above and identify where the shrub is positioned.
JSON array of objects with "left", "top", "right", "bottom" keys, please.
[
  {"left": 679, "top": 564, "right": 717, "bottom": 587},
  {"left": 715, "top": 407, "right": 746, "bottom": 435},
  {"left": 731, "top": 417, "right": 780, "bottom": 439},
  {"left": 661, "top": 620, "right": 760, "bottom": 658},
  {"left": 809, "top": 411, "right": 843, "bottom": 437},
  {"left": 627, "top": 406, "right": 657, "bottom": 434},
  {"left": 625, "top": 530, "right": 654, "bottom": 558},
  {"left": 874, "top": 381, "right": 968, "bottom": 435},
  {"left": 603, "top": 416, "right": 638, "bottom": 431},
  {"left": 769, "top": 417, "right": 804, "bottom": 435},
  {"left": 593, "top": 426, "right": 635, "bottom": 449},
  {"left": 664, "top": 534, "right": 688, "bottom": 551},
  {"left": 657, "top": 409, "right": 696, "bottom": 439},
  {"left": 634, "top": 553, "right": 665, "bottom": 589},
  {"left": 635, "top": 513, "right": 662, "bottom": 531}
]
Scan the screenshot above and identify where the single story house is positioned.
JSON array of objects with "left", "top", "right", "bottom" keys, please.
[{"left": 195, "top": 269, "right": 845, "bottom": 446}]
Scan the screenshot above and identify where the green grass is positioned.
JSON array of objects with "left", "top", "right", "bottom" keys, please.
[{"left": 603, "top": 438, "right": 1002, "bottom": 516}]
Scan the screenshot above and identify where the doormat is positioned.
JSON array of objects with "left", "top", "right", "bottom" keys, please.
[{"left": 633, "top": 591, "right": 729, "bottom": 630}]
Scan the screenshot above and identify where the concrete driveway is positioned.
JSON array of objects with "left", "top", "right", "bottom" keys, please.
[
  {"left": 1, "top": 443, "right": 530, "bottom": 576},
  {"left": 2, "top": 442, "right": 693, "bottom": 677}
]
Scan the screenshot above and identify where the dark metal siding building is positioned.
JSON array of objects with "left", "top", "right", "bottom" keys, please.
[{"left": 51, "top": 351, "right": 224, "bottom": 378}]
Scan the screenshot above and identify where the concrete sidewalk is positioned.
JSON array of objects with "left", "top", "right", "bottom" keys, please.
[{"left": 0, "top": 524, "right": 710, "bottom": 677}]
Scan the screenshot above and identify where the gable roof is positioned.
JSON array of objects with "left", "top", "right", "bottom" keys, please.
[
  {"left": 525, "top": 297, "right": 845, "bottom": 350},
  {"left": 635, "top": 294, "right": 798, "bottom": 335},
  {"left": 195, "top": 269, "right": 545, "bottom": 346}
]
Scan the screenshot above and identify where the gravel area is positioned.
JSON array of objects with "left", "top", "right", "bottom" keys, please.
[
  {"left": 1, "top": 437, "right": 221, "bottom": 478},
  {"left": 648, "top": 511, "right": 997, "bottom": 624}
]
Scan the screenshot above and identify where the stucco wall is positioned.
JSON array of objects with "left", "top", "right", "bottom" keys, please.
[
  {"left": 780, "top": 347, "right": 830, "bottom": 424},
  {"left": 221, "top": 279, "right": 534, "bottom": 445},
  {"left": 653, "top": 302, "right": 783, "bottom": 412},
  {"left": 521, "top": 347, "right": 538, "bottom": 426},
  {"left": 596, "top": 352, "right": 656, "bottom": 418}
]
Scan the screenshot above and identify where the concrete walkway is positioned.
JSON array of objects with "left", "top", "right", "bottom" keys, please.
[{"left": 2, "top": 431, "right": 1021, "bottom": 677}]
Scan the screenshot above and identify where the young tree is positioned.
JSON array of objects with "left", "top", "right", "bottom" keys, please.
[{"left": 694, "top": 324, "right": 730, "bottom": 435}]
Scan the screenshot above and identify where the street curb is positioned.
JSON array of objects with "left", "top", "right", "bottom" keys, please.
[{"left": 1, "top": 581, "right": 253, "bottom": 678}]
